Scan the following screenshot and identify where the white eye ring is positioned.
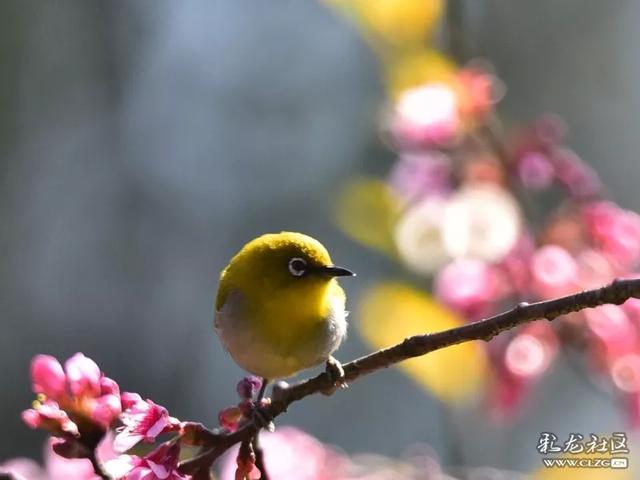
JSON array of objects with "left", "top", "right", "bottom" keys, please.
[{"left": 288, "top": 257, "right": 307, "bottom": 277}]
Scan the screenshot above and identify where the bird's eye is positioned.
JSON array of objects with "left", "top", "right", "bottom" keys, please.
[{"left": 288, "top": 257, "right": 307, "bottom": 277}]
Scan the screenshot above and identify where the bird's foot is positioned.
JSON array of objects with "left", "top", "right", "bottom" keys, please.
[{"left": 323, "top": 356, "right": 348, "bottom": 395}]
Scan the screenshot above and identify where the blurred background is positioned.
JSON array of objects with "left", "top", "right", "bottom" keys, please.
[{"left": 3, "top": 1, "right": 640, "bottom": 478}]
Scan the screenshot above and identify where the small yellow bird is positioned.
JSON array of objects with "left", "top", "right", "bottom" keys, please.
[{"left": 214, "top": 232, "right": 355, "bottom": 388}]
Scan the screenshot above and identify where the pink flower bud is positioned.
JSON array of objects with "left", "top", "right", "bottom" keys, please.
[
  {"left": 517, "top": 152, "right": 554, "bottom": 190},
  {"left": 30, "top": 355, "right": 66, "bottom": 400},
  {"left": 236, "top": 376, "right": 263, "bottom": 400},
  {"left": 219, "top": 406, "right": 244, "bottom": 432},
  {"left": 99, "top": 376, "right": 120, "bottom": 396},
  {"left": 435, "top": 259, "right": 499, "bottom": 319},
  {"left": 64, "top": 353, "right": 101, "bottom": 398},
  {"left": 22, "top": 401, "right": 79, "bottom": 437},
  {"left": 531, "top": 245, "right": 578, "bottom": 299},
  {"left": 21, "top": 409, "right": 41, "bottom": 429}
]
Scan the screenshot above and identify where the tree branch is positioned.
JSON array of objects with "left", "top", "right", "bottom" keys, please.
[{"left": 178, "top": 277, "right": 640, "bottom": 474}]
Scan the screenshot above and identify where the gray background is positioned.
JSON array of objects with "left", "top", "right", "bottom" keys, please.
[{"left": 1, "top": 0, "right": 638, "bottom": 474}]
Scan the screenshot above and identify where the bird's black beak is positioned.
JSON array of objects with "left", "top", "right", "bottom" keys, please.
[{"left": 319, "top": 265, "right": 356, "bottom": 278}]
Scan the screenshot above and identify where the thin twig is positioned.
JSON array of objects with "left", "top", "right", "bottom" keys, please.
[{"left": 178, "top": 277, "right": 640, "bottom": 474}]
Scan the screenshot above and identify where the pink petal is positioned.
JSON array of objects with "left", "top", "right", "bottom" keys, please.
[
  {"left": 146, "top": 460, "right": 171, "bottom": 479},
  {"left": 31, "top": 355, "right": 67, "bottom": 399},
  {"left": 114, "top": 432, "right": 145, "bottom": 453},
  {"left": 121, "top": 392, "right": 143, "bottom": 410},
  {"left": 145, "top": 416, "right": 169, "bottom": 440},
  {"left": 103, "top": 455, "right": 139, "bottom": 478},
  {"left": 91, "top": 394, "right": 122, "bottom": 428},
  {"left": 126, "top": 466, "right": 155, "bottom": 480},
  {"left": 100, "top": 376, "right": 120, "bottom": 396},
  {"left": 95, "top": 430, "right": 118, "bottom": 465},
  {"left": 21, "top": 409, "right": 41, "bottom": 428},
  {"left": 0, "top": 458, "right": 46, "bottom": 480},
  {"left": 65, "top": 353, "right": 102, "bottom": 398},
  {"left": 37, "top": 401, "right": 80, "bottom": 437},
  {"left": 45, "top": 439, "right": 96, "bottom": 480}
]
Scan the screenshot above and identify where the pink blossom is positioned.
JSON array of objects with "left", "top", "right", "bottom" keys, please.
[
  {"left": 622, "top": 297, "right": 640, "bottom": 325},
  {"left": 24, "top": 353, "right": 124, "bottom": 433},
  {"left": 504, "top": 329, "right": 557, "bottom": 378},
  {"left": 104, "top": 443, "right": 189, "bottom": 480},
  {"left": 100, "top": 376, "right": 121, "bottom": 396},
  {"left": 585, "top": 305, "right": 637, "bottom": 363},
  {"left": 22, "top": 400, "right": 79, "bottom": 437},
  {"left": 65, "top": 353, "right": 102, "bottom": 398},
  {"left": 517, "top": 152, "right": 554, "bottom": 190},
  {"left": 0, "top": 457, "right": 46, "bottom": 480},
  {"left": 584, "top": 201, "right": 640, "bottom": 266},
  {"left": 388, "top": 152, "right": 452, "bottom": 204},
  {"left": 575, "top": 249, "right": 615, "bottom": 290},
  {"left": 236, "top": 376, "right": 263, "bottom": 400},
  {"left": 530, "top": 245, "right": 578, "bottom": 299},
  {"left": 121, "top": 392, "right": 143, "bottom": 409},
  {"left": 31, "top": 355, "right": 67, "bottom": 400},
  {"left": 0, "top": 434, "right": 116, "bottom": 480},
  {"left": 391, "top": 84, "right": 460, "bottom": 147},
  {"left": 114, "top": 400, "right": 180, "bottom": 452},
  {"left": 91, "top": 393, "right": 123, "bottom": 428},
  {"left": 220, "top": 427, "right": 349, "bottom": 480},
  {"left": 434, "top": 259, "right": 499, "bottom": 319}
]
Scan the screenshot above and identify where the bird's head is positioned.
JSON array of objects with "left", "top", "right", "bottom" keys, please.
[{"left": 217, "top": 232, "right": 355, "bottom": 307}]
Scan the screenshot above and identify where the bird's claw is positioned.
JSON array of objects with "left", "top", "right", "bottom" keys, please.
[{"left": 324, "top": 356, "right": 348, "bottom": 393}]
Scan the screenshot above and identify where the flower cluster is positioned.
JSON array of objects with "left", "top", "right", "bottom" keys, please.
[
  {"left": 339, "top": 64, "right": 640, "bottom": 423},
  {"left": 22, "top": 353, "right": 122, "bottom": 454},
  {"left": 218, "top": 376, "right": 267, "bottom": 433},
  {"left": 17, "top": 353, "right": 187, "bottom": 480}
]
